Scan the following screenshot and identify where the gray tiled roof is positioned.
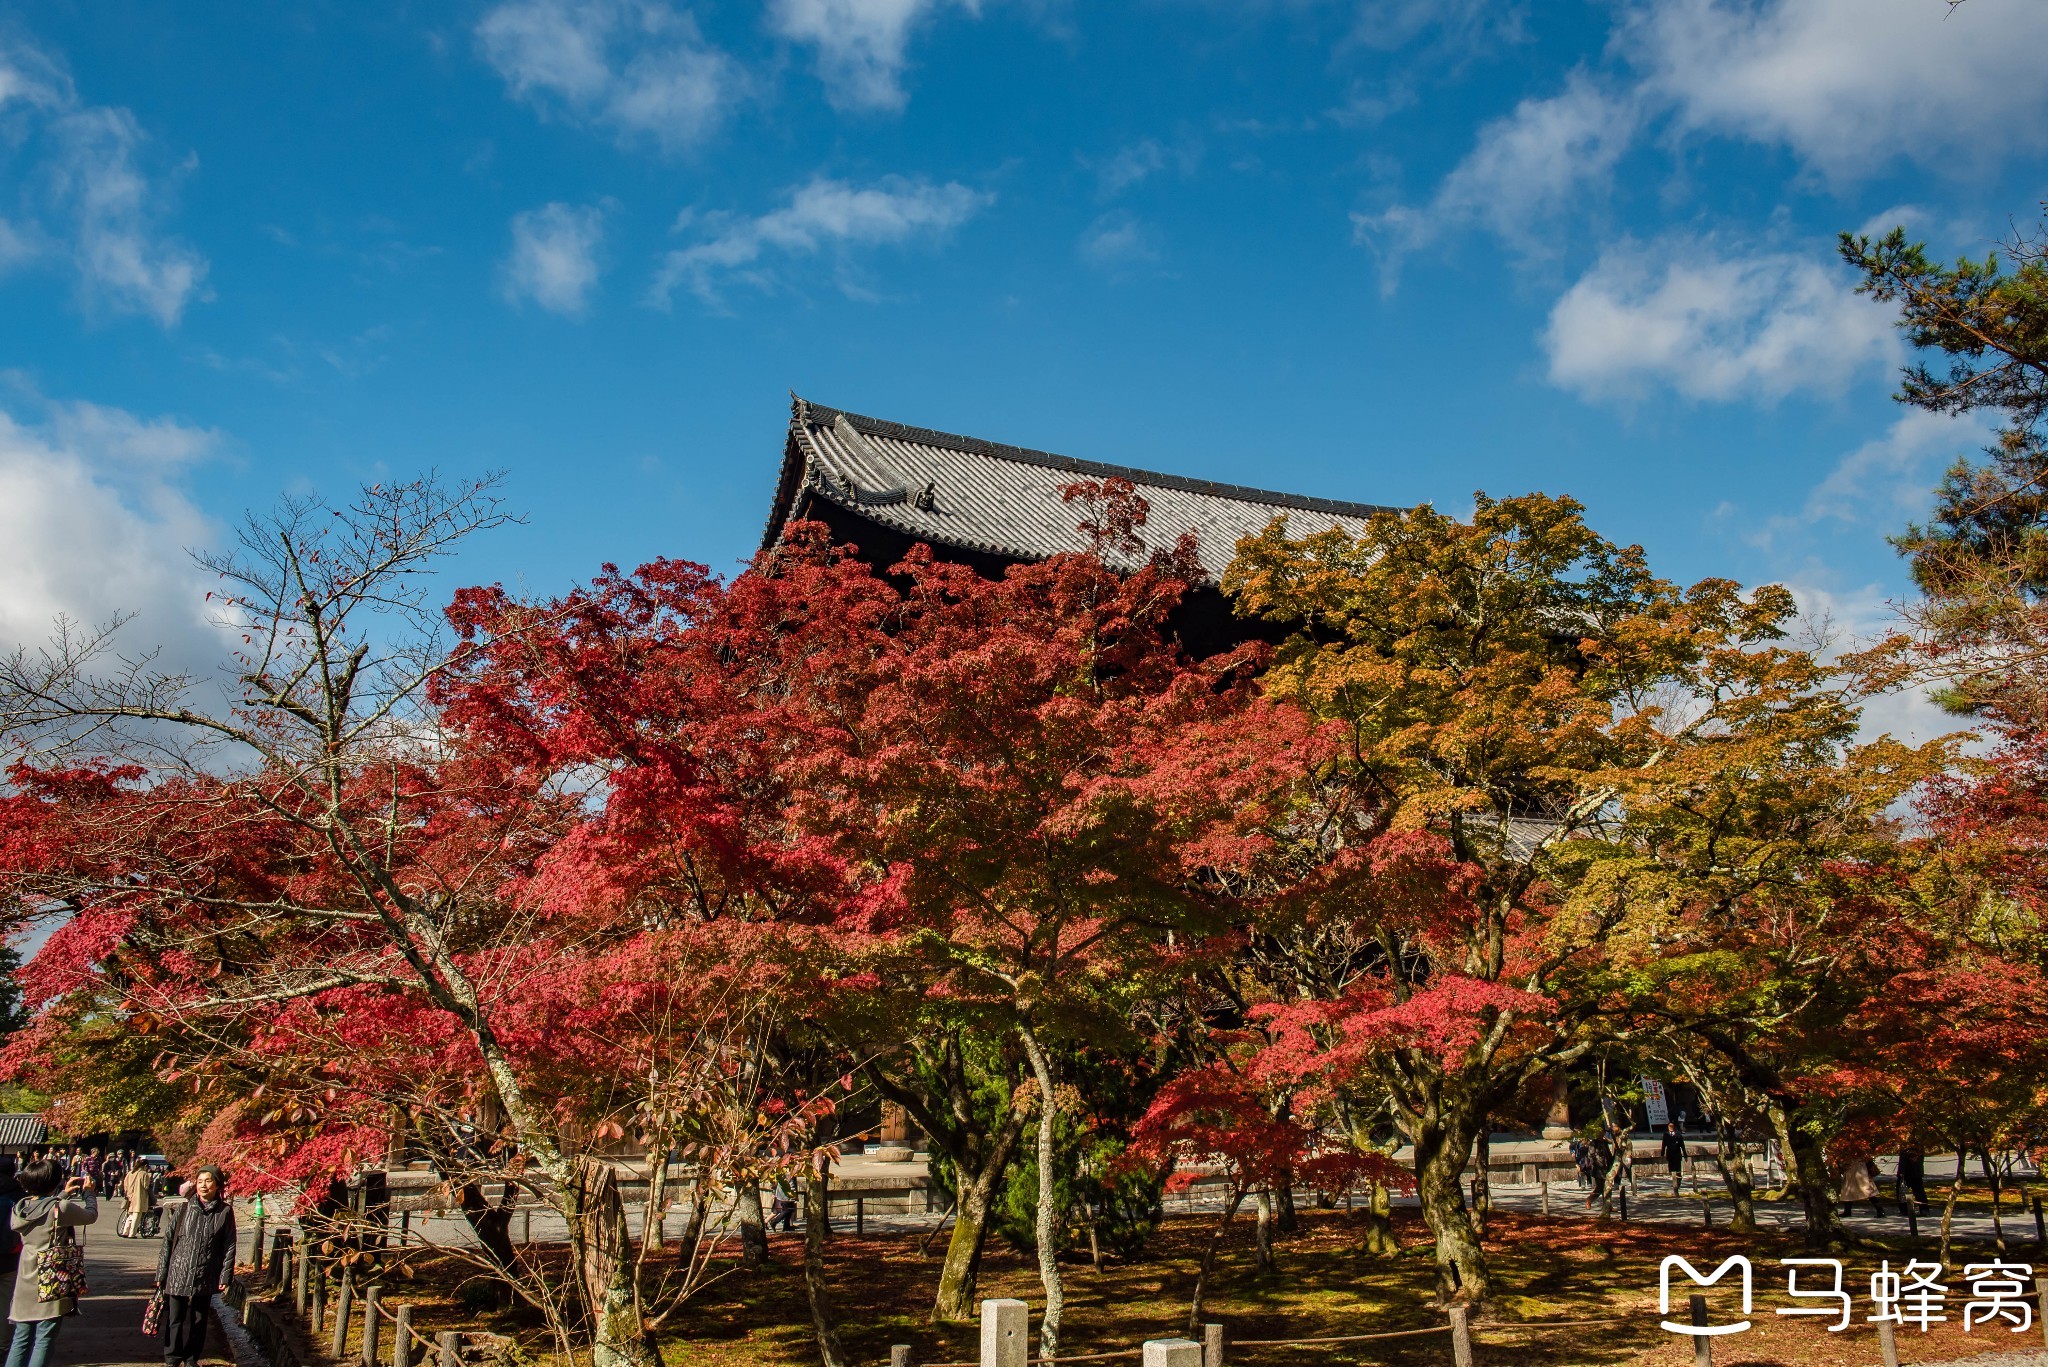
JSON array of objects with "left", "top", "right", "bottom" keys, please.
[
  {"left": 0, "top": 1114, "right": 48, "bottom": 1147},
  {"left": 762, "top": 397, "right": 1396, "bottom": 581}
]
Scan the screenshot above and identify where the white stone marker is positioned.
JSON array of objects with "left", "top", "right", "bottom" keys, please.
[
  {"left": 980, "top": 1299, "right": 1028, "bottom": 1367},
  {"left": 1142, "top": 1339, "right": 1203, "bottom": 1367}
]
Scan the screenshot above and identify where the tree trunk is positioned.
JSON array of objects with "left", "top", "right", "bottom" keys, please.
[
  {"left": 1786, "top": 1125, "right": 1847, "bottom": 1251},
  {"left": 1412, "top": 1107, "right": 1488, "bottom": 1305},
  {"left": 676, "top": 1163, "right": 712, "bottom": 1271},
  {"left": 935, "top": 1164, "right": 1004, "bottom": 1321},
  {"left": 1018, "top": 1027, "right": 1066, "bottom": 1360},
  {"left": 1765, "top": 1102, "right": 1801, "bottom": 1199},
  {"left": 1185, "top": 1190, "right": 1245, "bottom": 1336},
  {"left": 804, "top": 1164, "right": 848, "bottom": 1367},
  {"left": 1275, "top": 1177, "right": 1299, "bottom": 1234},
  {"left": 573, "top": 1159, "right": 658, "bottom": 1367},
  {"left": 458, "top": 1184, "right": 518, "bottom": 1306},
  {"left": 1361, "top": 1179, "right": 1399, "bottom": 1257},
  {"left": 928, "top": 1147, "right": 1022, "bottom": 1319},
  {"left": 643, "top": 1149, "right": 669, "bottom": 1254},
  {"left": 737, "top": 1183, "right": 769, "bottom": 1267},
  {"left": 1988, "top": 1154, "right": 2005, "bottom": 1253},
  {"left": 412, "top": 932, "right": 655, "bottom": 1367},
  {"left": 1940, "top": 1145, "right": 1965, "bottom": 1267},
  {"left": 869, "top": 1049, "right": 1027, "bottom": 1324},
  {"left": 1252, "top": 1191, "right": 1275, "bottom": 1273},
  {"left": 1472, "top": 1127, "right": 1492, "bottom": 1242},
  {"left": 1713, "top": 1121, "right": 1757, "bottom": 1232}
]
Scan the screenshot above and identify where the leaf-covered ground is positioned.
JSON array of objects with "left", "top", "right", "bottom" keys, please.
[{"left": 359, "top": 1204, "right": 2047, "bottom": 1367}]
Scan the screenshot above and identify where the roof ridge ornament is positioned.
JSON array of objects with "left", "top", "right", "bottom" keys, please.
[{"left": 831, "top": 413, "right": 910, "bottom": 505}]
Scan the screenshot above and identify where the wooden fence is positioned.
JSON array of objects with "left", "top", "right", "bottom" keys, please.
[
  {"left": 246, "top": 1229, "right": 507, "bottom": 1367},
  {"left": 890, "top": 1298, "right": 1634, "bottom": 1367}
]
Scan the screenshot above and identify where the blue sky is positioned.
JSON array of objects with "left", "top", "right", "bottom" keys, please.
[{"left": 3, "top": 0, "right": 2047, "bottom": 725}]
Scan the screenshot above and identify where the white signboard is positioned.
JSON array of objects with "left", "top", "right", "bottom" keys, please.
[{"left": 1643, "top": 1079, "right": 1671, "bottom": 1128}]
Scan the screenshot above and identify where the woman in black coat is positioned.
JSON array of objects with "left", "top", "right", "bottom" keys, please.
[
  {"left": 1661, "top": 1123, "right": 1686, "bottom": 1175},
  {"left": 155, "top": 1167, "right": 235, "bottom": 1367}
]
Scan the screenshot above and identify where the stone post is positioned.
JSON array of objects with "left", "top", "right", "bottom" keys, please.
[
  {"left": 980, "top": 1299, "right": 1027, "bottom": 1367},
  {"left": 1141, "top": 1340, "right": 1201, "bottom": 1367}
]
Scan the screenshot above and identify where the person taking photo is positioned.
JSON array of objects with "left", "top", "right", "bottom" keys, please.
[{"left": 5, "top": 1160, "right": 97, "bottom": 1367}]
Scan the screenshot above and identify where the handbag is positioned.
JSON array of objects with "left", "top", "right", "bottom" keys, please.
[
  {"left": 118, "top": 1210, "right": 140, "bottom": 1239},
  {"left": 141, "top": 1291, "right": 164, "bottom": 1335},
  {"left": 34, "top": 1223, "right": 87, "bottom": 1302}
]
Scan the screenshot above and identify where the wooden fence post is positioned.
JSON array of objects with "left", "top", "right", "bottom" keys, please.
[
  {"left": 889, "top": 1346, "right": 911, "bottom": 1367},
  {"left": 1876, "top": 1317, "right": 1899, "bottom": 1367},
  {"left": 1141, "top": 1341, "right": 1201, "bottom": 1367},
  {"left": 310, "top": 1270, "right": 325, "bottom": 1331},
  {"left": 394, "top": 1304, "right": 413, "bottom": 1367},
  {"left": 332, "top": 1272, "right": 354, "bottom": 1359},
  {"left": 1202, "top": 1322, "right": 1223, "bottom": 1367},
  {"left": 1448, "top": 1306, "right": 1473, "bottom": 1367},
  {"left": 1539, "top": 1180, "right": 1549, "bottom": 1216},
  {"left": 437, "top": 1330, "right": 460, "bottom": 1367},
  {"left": 979, "top": 1298, "right": 1027, "bottom": 1367},
  {"left": 519, "top": 1208, "right": 531, "bottom": 1244},
  {"left": 267, "top": 1230, "right": 290, "bottom": 1289},
  {"left": 2034, "top": 1194, "right": 2046, "bottom": 1251},
  {"left": 295, "top": 1246, "right": 311, "bottom": 1315},
  {"left": 1687, "top": 1294, "right": 1712, "bottom": 1367},
  {"left": 362, "top": 1287, "right": 381, "bottom": 1366}
]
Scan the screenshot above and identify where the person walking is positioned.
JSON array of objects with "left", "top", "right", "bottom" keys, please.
[
  {"left": 154, "top": 1165, "right": 234, "bottom": 1367},
  {"left": 1896, "top": 1147, "right": 1929, "bottom": 1213},
  {"left": 6, "top": 1159, "right": 98, "bottom": 1367},
  {"left": 1838, "top": 1158, "right": 1881, "bottom": 1217},
  {"left": 1661, "top": 1123, "right": 1686, "bottom": 1175},
  {"left": 121, "top": 1159, "right": 157, "bottom": 1239}
]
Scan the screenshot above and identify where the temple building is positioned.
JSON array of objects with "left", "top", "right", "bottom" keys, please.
[{"left": 759, "top": 396, "right": 1395, "bottom": 653}]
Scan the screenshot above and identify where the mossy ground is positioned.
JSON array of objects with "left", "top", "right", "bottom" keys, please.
[{"left": 329, "top": 1195, "right": 2048, "bottom": 1367}]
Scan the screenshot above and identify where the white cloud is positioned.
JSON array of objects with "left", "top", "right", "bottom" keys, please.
[
  {"left": 651, "top": 175, "right": 991, "bottom": 305},
  {"left": 1084, "top": 137, "right": 1202, "bottom": 198},
  {"left": 767, "top": 0, "right": 976, "bottom": 111},
  {"left": 1783, "top": 581, "right": 1960, "bottom": 748},
  {"left": 0, "top": 384, "right": 225, "bottom": 680},
  {"left": 46, "top": 108, "right": 210, "bottom": 326},
  {"left": 1343, "top": 0, "right": 1527, "bottom": 53},
  {"left": 1802, "top": 409, "right": 1987, "bottom": 524},
  {"left": 1542, "top": 238, "right": 1898, "bottom": 402},
  {"left": 0, "top": 218, "right": 35, "bottom": 274},
  {"left": 0, "top": 31, "right": 209, "bottom": 326},
  {"left": 477, "top": 0, "right": 738, "bottom": 150},
  {"left": 500, "top": 202, "right": 609, "bottom": 315},
  {"left": 1078, "top": 211, "right": 1161, "bottom": 271},
  {"left": 1618, "top": 0, "right": 2048, "bottom": 180},
  {"left": 1366, "top": 0, "right": 2048, "bottom": 284},
  {"left": 1356, "top": 74, "right": 1637, "bottom": 288}
]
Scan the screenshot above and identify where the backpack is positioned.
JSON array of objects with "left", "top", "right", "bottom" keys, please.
[{"left": 35, "top": 1222, "right": 87, "bottom": 1303}]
